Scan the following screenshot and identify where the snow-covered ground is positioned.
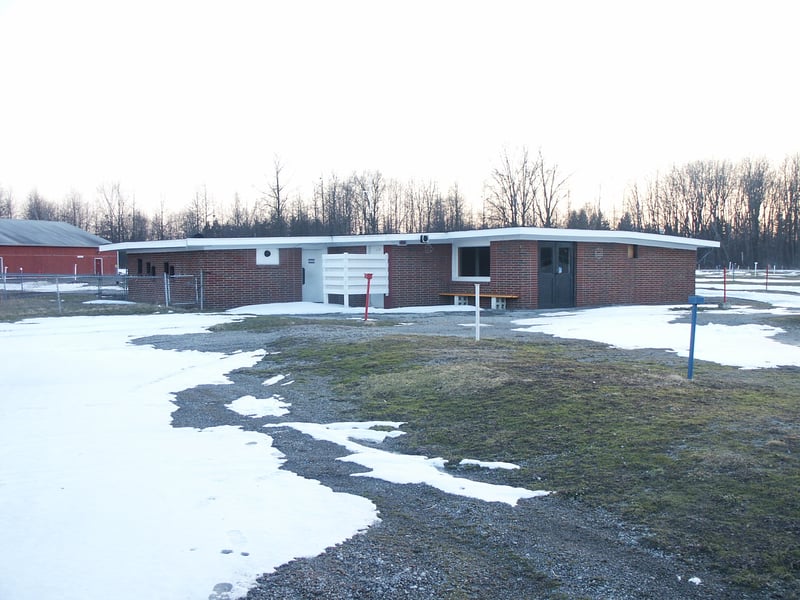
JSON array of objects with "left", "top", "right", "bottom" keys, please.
[
  {"left": 0, "top": 312, "right": 546, "bottom": 600},
  {"left": 511, "top": 270, "right": 800, "bottom": 370},
  {"left": 2, "top": 270, "right": 799, "bottom": 599}
]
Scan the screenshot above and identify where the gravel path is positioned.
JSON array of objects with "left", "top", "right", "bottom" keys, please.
[{"left": 141, "top": 305, "right": 789, "bottom": 599}]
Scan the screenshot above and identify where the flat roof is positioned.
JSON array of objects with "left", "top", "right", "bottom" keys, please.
[{"left": 100, "top": 227, "right": 720, "bottom": 254}]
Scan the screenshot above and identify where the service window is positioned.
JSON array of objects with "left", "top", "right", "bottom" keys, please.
[
  {"left": 558, "top": 247, "right": 571, "bottom": 274},
  {"left": 539, "top": 247, "right": 553, "bottom": 270},
  {"left": 458, "top": 246, "right": 490, "bottom": 278}
]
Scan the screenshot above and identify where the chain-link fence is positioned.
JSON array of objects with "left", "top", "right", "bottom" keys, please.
[
  {"left": 1, "top": 274, "right": 127, "bottom": 301},
  {"left": 0, "top": 272, "right": 207, "bottom": 315},
  {"left": 125, "top": 273, "right": 203, "bottom": 309},
  {"left": 0, "top": 274, "right": 129, "bottom": 313}
]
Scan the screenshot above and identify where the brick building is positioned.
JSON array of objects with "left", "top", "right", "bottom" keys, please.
[{"left": 101, "top": 228, "right": 719, "bottom": 311}]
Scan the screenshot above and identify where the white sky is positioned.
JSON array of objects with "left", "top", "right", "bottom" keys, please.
[{"left": 1, "top": 0, "right": 798, "bottom": 217}]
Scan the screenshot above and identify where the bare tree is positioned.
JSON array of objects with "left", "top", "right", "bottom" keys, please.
[
  {"left": 0, "top": 186, "right": 15, "bottom": 218},
  {"left": 535, "top": 149, "right": 568, "bottom": 228},
  {"left": 354, "top": 170, "right": 385, "bottom": 234},
  {"left": 227, "top": 192, "right": 254, "bottom": 234},
  {"left": 129, "top": 205, "right": 150, "bottom": 241},
  {"left": 483, "top": 147, "right": 538, "bottom": 227},
  {"left": 382, "top": 179, "right": 404, "bottom": 233},
  {"left": 775, "top": 154, "right": 800, "bottom": 265},
  {"left": 59, "top": 190, "right": 91, "bottom": 230},
  {"left": 180, "top": 185, "right": 215, "bottom": 237},
  {"left": 445, "top": 183, "right": 470, "bottom": 231},
  {"left": 95, "top": 182, "right": 132, "bottom": 242},
  {"left": 24, "top": 190, "right": 58, "bottom": 221},
  {"left": 737, "top": 157, "right": 772, "bottom": 263},
  {"left": 262, "top": 156, "right": 288, "bottom": 234},
  {"left": 150, "top": 199, "right": 174, "bottom": 240}
]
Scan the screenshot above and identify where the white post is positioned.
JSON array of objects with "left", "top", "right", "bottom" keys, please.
[
  {"left": 343, "top": 253, "right": 350, "bottom": 308},
  {"left": 474, "top": 283, "right": 480, "bottom": 341},
  {"left": 55, "top": 276, "right": 62, "bottom": 313}
]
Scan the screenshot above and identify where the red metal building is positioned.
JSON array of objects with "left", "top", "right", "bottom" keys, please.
[{"left": 0, "top": 219, "right": 112, "bottom": 275}]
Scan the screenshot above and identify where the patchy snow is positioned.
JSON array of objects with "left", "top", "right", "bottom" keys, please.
[
  {"left": 0, "top": 312, "right": 548, "bottom": 600},
  {"left": 0, "top": 314, "right": 378, "bottom": 600},
  {"left": 4, "top": 274, "right": 799, "bottom": 598},
  {"left": 270, "top": 422, "right": 550, "bottom": 506},
  {"left": 263, "top": 373, "right": 289, "bottom": 386},
  {"left": 696, "top": 269, "right": 800, "bottom": 309},
  {"left": 227, "top": 394, "right": 291, "bottom": 418},
  {"left": 83, "top": 299, "right": 136, "bottom": 305},
  {"left": 513, "top": 304, "right": 800, "bottom": 369},
  {"left": 460, "top": 459, "right": 521, "bottom": 470}
]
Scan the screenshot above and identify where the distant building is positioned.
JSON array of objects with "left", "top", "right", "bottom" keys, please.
[
  {"left": 101, "top": 227, "right": 719, "bottom": 311},
  {"left": 0, "top": 219, "right": 113, "bottom": 275}
]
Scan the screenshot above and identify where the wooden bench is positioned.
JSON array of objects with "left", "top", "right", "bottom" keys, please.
[{"left": 439, "top": 292, "right": 519, "bottom": 310}]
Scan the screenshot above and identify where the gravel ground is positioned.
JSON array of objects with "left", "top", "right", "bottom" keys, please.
[{"left": 139, "top": 302, "right": 794, "bottom": 599}]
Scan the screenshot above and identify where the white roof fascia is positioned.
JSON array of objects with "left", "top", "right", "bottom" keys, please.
[
  {"left": 430, "top": 227, "right": 719, "bottom": 250},
  {"left": 100, "top": 227, "right": 718, "bottom": 254},
  {"left": 102, "top": 234, "right": 419, "bottom": 253}
]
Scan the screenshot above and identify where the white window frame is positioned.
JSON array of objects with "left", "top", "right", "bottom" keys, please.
[{"left": 451, "top": 243, "right": 490, "bottom": 283}]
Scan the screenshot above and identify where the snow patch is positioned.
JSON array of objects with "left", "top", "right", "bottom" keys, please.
[{"left": 272, "top": 421, "right": 550, "bottom": 506}]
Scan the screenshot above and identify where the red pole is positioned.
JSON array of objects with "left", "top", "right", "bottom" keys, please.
[{"left": 364, "top": 273, "right": 373, "bottom": 321}]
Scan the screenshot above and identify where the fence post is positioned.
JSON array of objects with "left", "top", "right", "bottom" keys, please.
[
  {"left": 163, "top": 273, "right": 170, "bottom": 307},
  {"left": 363, "top": 273, "right": 373, "bottom": 321},
  {"left": 55, "top": 276, "right": 63, "bottom": 314},
  {"left": 687, "top": 295, "right": 704, "bottom": 380},
  {"left": 343, "top": 253, "right": 350, "bottom": 308},
  {"left": 474, "top": 283, "right": 481, "bottom": 341}
]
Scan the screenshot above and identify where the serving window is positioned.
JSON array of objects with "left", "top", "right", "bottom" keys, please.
[{"left": 456, "top": 246, "right": 490, "bottom": 279}]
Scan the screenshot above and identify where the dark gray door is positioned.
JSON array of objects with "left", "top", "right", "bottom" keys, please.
[{"left": 538, "top": 242, "right": 575, "bottom": 308}]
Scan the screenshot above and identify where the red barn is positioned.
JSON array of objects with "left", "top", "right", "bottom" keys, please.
[{"left": 0, "top": 219, "right": 112, "bottom": 275}]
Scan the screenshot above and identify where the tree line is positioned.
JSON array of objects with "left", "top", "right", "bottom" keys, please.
[
  {"left": 620, "top": 155, "right": 800, "bottom": 268},
  {"left": 2, "top": 150, "right": 799, "bottom": 267}
]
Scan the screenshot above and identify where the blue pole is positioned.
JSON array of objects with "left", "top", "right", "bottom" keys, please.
[{"left": 687, "top": 295, "right": 704, "bottom": 380}]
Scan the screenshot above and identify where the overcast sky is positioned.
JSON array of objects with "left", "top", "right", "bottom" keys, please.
[{"left": 1, "top": 0, "right": 797, "bottom": 218}]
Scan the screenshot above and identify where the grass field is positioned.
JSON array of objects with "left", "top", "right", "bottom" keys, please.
[{"left": 261, "top": 328, "right": 800, "bottom": 594}]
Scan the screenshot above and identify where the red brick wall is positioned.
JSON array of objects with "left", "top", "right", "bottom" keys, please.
[
  {"left": 127, "top": 248, "right": 302, "bottom": 310},
  {"left": 576, "top": 243, "right": 696, "bottom": 306},
  {"left": 0, "top": 245, "right": 116, "bottom": 274},
  {"left": 385, "top": 244, "right": 452, "bottom": 308},
  {"left": 442, "top": 240, "right": 539, "bottom": 309},
  {"left": 124, "top": 241, "right": 698, "bottom": 311}
]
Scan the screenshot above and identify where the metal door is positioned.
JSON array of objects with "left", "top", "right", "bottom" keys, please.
[
  {"left": 302, "top": 249, "right": 324, "bottom": 302},
  {"left": 538, "top": 242, "right": 575, "bottom": 308}
]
